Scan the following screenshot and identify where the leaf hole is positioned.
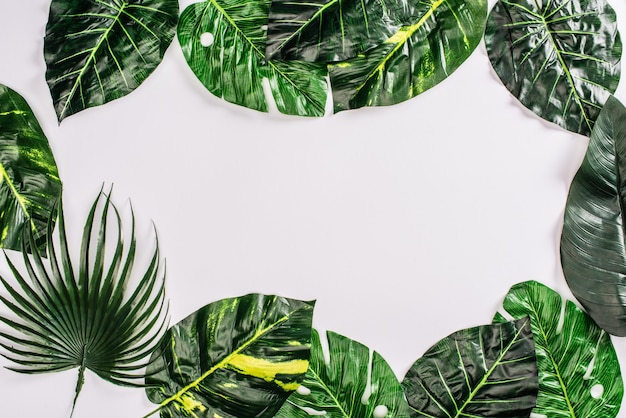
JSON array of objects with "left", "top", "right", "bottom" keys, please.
[
  {"left": 200, "top": 32, "right": 214, "bottom": 47},
  {"left": 373, "top": 405, "right": 388, "bottom": 418},
  {"left": 261, "top": 25, "right": 268, "bottom": 31},
  {"left": 590, "top": 384, "right": 604, "bottom": 399},
  {"left": 296, "top": 385, "right": 311, "bottom": 395}
]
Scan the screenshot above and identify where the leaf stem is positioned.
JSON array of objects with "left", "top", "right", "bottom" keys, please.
[{"left": 70, "top": 345, "right": 87, "bottom": 418}]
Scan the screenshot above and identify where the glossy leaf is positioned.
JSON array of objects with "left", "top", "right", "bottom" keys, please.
[
  {"left": 45, "top": 0, "right": 179, "bottom": 122},
  {"left": 402, "top": 318, "right": 538, "bottom": 417},
  {"left": 275, "top": 329, "right": 411, "bottom": 418},
  {"left": 485, "top": 0, "right": 621, "bottom": 137},
  {"left": 0, "top": 84, "right": 61, "bottom": 252},
  {"left": 328, "top": 0, "right": 487, "bottom": 113},
  {"left": 494, "top": 281, "right": 623, "bottom": 418},
  {"left": 144, "top": 294, "right": 314, "bottom": 418},
  {"left": 560, "top": 95, "right": 626, "bottom": 335},
  {"left": 178, "top": 1, "right": 328, "bottom": 117}
]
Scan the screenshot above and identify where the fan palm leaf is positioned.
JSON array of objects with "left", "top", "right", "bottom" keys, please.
[{"left": 0, "top": 190, "right": 168, "bottom": 416}]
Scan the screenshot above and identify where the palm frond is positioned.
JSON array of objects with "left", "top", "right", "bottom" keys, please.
[{"left": 0, "top": 189, "right": 168, "bottom": 416}]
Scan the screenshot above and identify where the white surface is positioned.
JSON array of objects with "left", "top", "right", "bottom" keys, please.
[{"left": 1, "top": 0, "right": 625, "bottom": 417}]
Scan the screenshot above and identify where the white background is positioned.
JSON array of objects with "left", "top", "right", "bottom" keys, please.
[{"left": 1, "top": 0, "right": 626, "bottom": 416}]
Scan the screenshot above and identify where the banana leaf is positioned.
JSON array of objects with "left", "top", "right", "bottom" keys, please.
[
  {"left": 45, "top": 0, "right": 179, "bottom": 122},
  {"left": 484, "top": 0, "right": 621, "bottom": 137}
]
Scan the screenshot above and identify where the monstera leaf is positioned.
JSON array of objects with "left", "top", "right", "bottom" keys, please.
[
  {"left": 328, "top": 0, "right": 487, "bottom": 112},
  {"left": 494, "top": 281, "right": 623, "bottom": 418},
  {"left": 402, "top": 318, "right": 538, "bottom": 417},
  {"left": 0, "top": 84, "right": 61, "bottom": 252},
  {"left": 485, "top": 0, "right": 621, "bottom": 137},
  {"left": 178, "top": 1, "right": 328, "bottom": 117},
  {"left": 45, "top": 0, "right": 179, "bottom": 122},
  {"left": 561, "top": 95, "right": 626, "bottom": 335},
  {"left": 144, "top": 294, "right": 314, "bottom": 418},
  {"left": 275, "top": 329, "right": 410, "bottom": 418}
]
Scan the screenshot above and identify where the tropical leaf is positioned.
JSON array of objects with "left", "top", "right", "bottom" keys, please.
[
  {"left": 328, "top": 0, "right": 487, "bottom": 113},
  {"left": 0, "top": 190, "right": 167, "bottom": 416},
  {"left": 275, "top": 329, "right": 411, "bottom": 418},
  {"left": 144, "top": 294, "right": 314, "bottom": 418},
  {"left": 401, "top": 318, "right": 538, "bottom": 418},
  {"left": 45, "top": 0, "right": 179, "bottom": 122},
  {"left": 494, "top": 281, "right": 623, "bottom": 418},
  {"left": 484, "top": 0, "right": 621, "bottom": 137},
  {"left": 178, "top": 1, "right": 328, "bottom": 117},
  {"left": 0, "top": 84, "right": 61, "bottom": 253}
]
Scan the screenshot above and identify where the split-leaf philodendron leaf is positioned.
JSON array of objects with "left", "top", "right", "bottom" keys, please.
[
  {"left": 561, "top": 95, "right": 626, "bottom": 336},
  {"left": 178, "top": 1, "right": 328, "bottom": 117},
  {"left": 0, "top": 84, "right": 61, "bottom": 253},
  {"left": 45, "top": 0, "right": 179, "bottom": 122},
  {"left": 494, "top": 281, "right": 623, "bottom": 418},
  {"left": 328, "top": 0, "right": 487, "bottom": 113},
  {"left": 402, "top": 318, "right": 538, "bottom": 417},
  {"left": 144, "top": 294, "right": 314, "bottom": 418},
  {"left": 484, "top": 0, "right": 621, "bottom": 137},
  {"left": 275, "top": 329, "right": 411, "bottom": 418}
]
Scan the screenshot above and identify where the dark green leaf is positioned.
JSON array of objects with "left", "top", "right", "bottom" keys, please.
[
  {"left": 0, "top": 84, "right": 61, "bottom": 253},
  {"left": 178, "top": 1, "right": 328, "bottom": 117},
  {"left": 485, "top": 0, "right": 621, "bottom": 137},
  {"left": 328, "top": 0, "right": 487, "bottom": 112},
  {"left": 144, "top": 294, "right": 314, "bottom": 418},
  {"left": 494, "top": 281, "right": 623, "bottom": 417},
  {"left": 45, "top": 0, "right": 179, "bottom": 122}
]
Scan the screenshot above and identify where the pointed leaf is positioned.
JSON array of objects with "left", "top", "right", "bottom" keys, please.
[
  {"left": 45, "top": 0, "right": 179, "bottom": 122},
  {"left": 275, "top": 329, "right": 411, "bottom": 418},
  {"left": 494, "top": 281, "right": 623, "bottom": 418},
  {"left": 144, "top": 294, "right": 315, "bottom": 418},
  {"left": 484, "top": 0, "right": 621, "bottom": 137}
]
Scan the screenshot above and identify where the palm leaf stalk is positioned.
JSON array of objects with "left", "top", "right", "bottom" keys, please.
[{"left": 0, "top": 190, "right": 168, "bottom": 416}]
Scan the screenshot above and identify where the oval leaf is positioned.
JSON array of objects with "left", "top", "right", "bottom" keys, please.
[
  {"left": 275, "top": 329, "right": 411, "bottom": 418},
  {"left": 0, "top": 84, "right": 61, "bottom": 252},
  {"left": 45, "top": 0, "right": 179, "bottom": 122},
  {"left": 494, "top": 281, "right": 623, "bottom": 418},
  {"left": 402, "top": 318, "right": 538, "bottom": 417},
  {"left": 145, "top": 294, "right": 314, "bottom": 418},
  {"left": 178, "top": 1, "right": 328, "bottom": 117},
  {"left": 328, "top": 0, "right": 487, "bottom": 113},
  {"left": 485, "top": 0, "right": 621, "bottom": 137}
]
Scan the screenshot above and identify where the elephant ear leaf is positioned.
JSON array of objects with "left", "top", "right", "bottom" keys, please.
[
  {"left": 45, "top": 0, "right": 179, "bottom": 122},
  {"left": 401, "top": 318, "right": 538, "bottom": 418},
  {"left": 144, "top": 294, "right": 315, "bottom": 418},
  {"left": 494, "top": 281, "right": 623, "bottom": 418},
  {"left": 0, "top": 84, "right": 61, "bottom": 252},
  {"left": 484, "top": 0, "right": 621, "bottom": 137}
]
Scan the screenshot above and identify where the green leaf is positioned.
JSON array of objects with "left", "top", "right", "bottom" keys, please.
[
  {"left": 494, "top": 281, "right": 623, "bottom": 418},
  {"left": 402, "top": 318, "right": 538, "bottom": 418},
  {"left": 560, "top": 95, "right": 626, "bottom": 335},
  {"left": 275, "top": 329, "right": 411, "bottom": 418},
  {"left": 144, "top": 294, "right": 314, "bottom": 418},
  {"left": 484, "top": 0, "right": 621, "bottom": 137},
  {"left": 0, "top": 84, "right": 61, "bottom": 253},
  {"left": 178, "top": 1, "right": 328, "bottom": 117},
  {"left": 45, "top": 0, "right": 179, "bottom": 122},
  {"left": 328, "top": 0, "right": 487, "bottom": 113}
]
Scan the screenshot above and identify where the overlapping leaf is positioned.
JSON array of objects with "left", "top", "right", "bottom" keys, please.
[
  {"left": 144, "top": 294, "right": 314, "bottom": 418},
  {"left": 178, "top": 0, "right": 328, "bottom": 117},
  {"left": 485, "top": 0, "right": 621, "bottom": 137},
  {"left": 494, "top": 281, "right": 623, "bottom": 417},
  {"left": 45, "top": 0, "right": 179, "bottom": 122},
  {"left": 402, "top": 318, "right": 538, "bottom": 417},
  {"left": 0, "top": 84, "right": 61, "bottom": 252},
  {"left": 275, "top": 329, "right": 411, "bottom": 418}
]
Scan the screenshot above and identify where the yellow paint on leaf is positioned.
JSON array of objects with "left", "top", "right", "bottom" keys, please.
[
  {"left": 226, "top": 354, "right": 308, "bottom": 389},
  {"left": 385, "top": 0, "right": 445, "bottom": 45},
  {"left": 175, "top": 393, "right": 206, "bottom": 416}
]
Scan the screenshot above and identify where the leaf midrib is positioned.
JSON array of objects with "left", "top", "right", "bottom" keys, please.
[{"left": 0, "top": 163, "right": 36, "bottom": 235}]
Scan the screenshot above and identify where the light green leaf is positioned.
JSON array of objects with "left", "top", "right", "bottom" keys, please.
[
  {"left": 485, "top": 0, "right": 621, "bottom": 137},
  {"left": 178, "top": 0, "right": 328, "bottom": 117},
  {"left": 402, "top": 318, "right": 538, "bottom": 417},
  {"left": 275, "top": 329, "right": 411, "bottom": 418},
  {"left": 0, "top": 84, "right": 61, "bottom": 253},
  {"left": 45, "top": 0, "right": 179, "bottom": 122},
  {"left": 144, "top": 294, "right": 314, "bottom": 418},
  {"left": 494, "top": 281, "right": 623, "bottom": 418}
]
